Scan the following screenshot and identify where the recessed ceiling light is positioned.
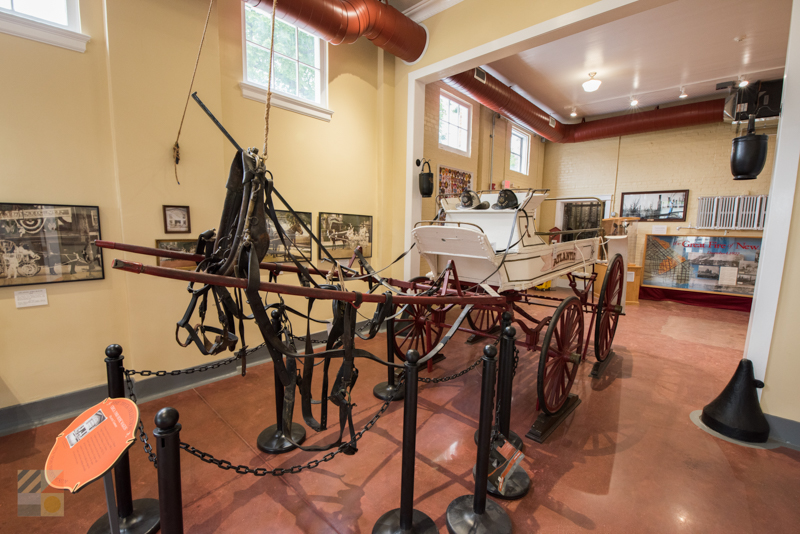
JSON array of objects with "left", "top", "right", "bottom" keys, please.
[
  {"left": 630, "top": 98, "right": 639, "bottom": 107},
  {"left": 679, "top": 87, "right": 688, "bottom": 99},
  {"left": 582, "top": 72, "right": 601, "bottom": 92}
]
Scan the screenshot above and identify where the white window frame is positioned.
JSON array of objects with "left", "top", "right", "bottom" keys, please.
[
  {"left": 0, "top": 0, "right": 89, "bottom": 52},
  {"left": 239, "top": 3, "right": 333, "bottom": 122},
  {"left": 438, "top": 89, "right": 472, "bottom": 157},
  {"left": 509, "top": 125, "right": 530, "bottom": 175}
]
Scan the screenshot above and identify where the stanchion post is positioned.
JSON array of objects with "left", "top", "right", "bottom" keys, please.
[
  {"left": 496, "top": 314, "right": 523, "bottom": 451},
  {"left": 373, "top": 317, "right": 404, "bottom": 401},
  {"left": 257, "top": 311, "right": 306, "bottom": 454},
  {"left": 88, "top": 345, "right": 160, "bottom": 534},
  {"left": 153, "top": 408, "right": 184, "bottom": 534},
  {"left": 445, "top": 345, "right": 512, "bottom": 534},
  {"left": 372, "top": 350, "right": 436, "bottom": 534}
]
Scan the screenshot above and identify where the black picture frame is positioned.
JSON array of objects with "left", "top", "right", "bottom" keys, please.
[
  {"left": 0, "top": 202, "right": 104, "bottom": 288},
  {"left": 620, "top": 190, "right": 689, "bottom": 222},
  {"left": 163, "top": 205, "right": 191, "bottom": 234},
  {"left": 266, "top": 210, "right": 313, "bottom": 263},
  {"left": 318, "top": 212, "right": 373, "bottom": 260}
]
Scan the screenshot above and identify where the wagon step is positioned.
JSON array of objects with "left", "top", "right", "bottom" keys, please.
[
  {"left": 464, "top": 325, "right": 502, "bottom": 345},
  {"left": 525, "top": 394, "right": 581, "bottom": 444}
]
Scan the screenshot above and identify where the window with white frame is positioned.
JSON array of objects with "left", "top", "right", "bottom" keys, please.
[
  {"left": 0, "top": 0, "right": 87, "bottom": 52},
  {"left": 509, "top": 126, "right": 530, "bottom": 175},
  {"left": 439, "top": 91, "right": 471, "bottom": 155},
  {"left": 243, "top": 5, "right": 327, "bottom": 109}
]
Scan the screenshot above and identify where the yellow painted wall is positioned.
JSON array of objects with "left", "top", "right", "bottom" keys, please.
[
  {"left": 541, "top": 122, "right": 777, "bottom": 265},
  {"left": 0, "top": 0, "right": 385, "bottom": 408},
  {"left": 761, "top": 161, "right": 800, "bottom": 421}
]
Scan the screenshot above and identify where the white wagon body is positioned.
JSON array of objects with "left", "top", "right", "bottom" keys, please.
[{"left": 413, "top": 190, "right": 629, "bottom": 300}]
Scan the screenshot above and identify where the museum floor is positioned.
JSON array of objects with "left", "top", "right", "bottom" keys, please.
[{"left": 2, "top": 289, "right": 800, "bottom": 533}]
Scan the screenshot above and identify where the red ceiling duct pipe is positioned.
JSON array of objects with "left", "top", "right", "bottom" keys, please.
[
  {"left": 244, "top": 0, "right": 427, "bottom": 64},
  {"left": 445, "top": 69, "right": 725, "bottom": 143}
]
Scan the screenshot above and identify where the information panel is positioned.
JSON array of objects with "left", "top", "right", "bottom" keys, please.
[{"left": 643, "top": 234, "right": 761, "bottom": 297}]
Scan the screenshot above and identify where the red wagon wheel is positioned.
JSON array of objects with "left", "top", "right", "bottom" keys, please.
[
  {"left": 392, "top": 276, "right": 444, "bottom": 359},
  {"left": 537, "top": 296, "right": 584, "bottom": 415},
  {"left": 594, "top": 253, "right": 624, "bottom": 362},
  {"left": 466, "top": 306, "right": 501, "bottom": 334}
]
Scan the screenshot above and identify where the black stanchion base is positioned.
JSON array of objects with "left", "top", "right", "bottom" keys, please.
[
  {"left": 465, "top": 326, "right": 502, "bottom": 345},
  {"left": 445, "top": 495, "right": 512, "bottom": 534},
  {"left": 473, "top": 430, "right": 524, "bottom": 452},
  {"left": 373, "top": 381, "right": 405, "bottom": 402},
  {"left": 526, "top": 394, "right": 581, "bottom": 444},
  {"left": 257, "top": 423, "right": 306, "bottom": 454},
  {"left": 589, "top": 350, "right": 615, "bottom": 378},
  {"left": 372, "top": 508, "right": 437, "bottom": 534},
  {"left": 472, "top": 464, "right": 531, "bottom": 500},
  {"left": 87, "top": 498, "right": 160, "bottom": 534}
]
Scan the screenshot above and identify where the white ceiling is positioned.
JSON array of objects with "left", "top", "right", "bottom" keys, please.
[
  {"left": 485, "top": 0, "right": 792, "bottom": 123},
  {"left": 388, "top": 0, "right": 426, "bottom": 12}
]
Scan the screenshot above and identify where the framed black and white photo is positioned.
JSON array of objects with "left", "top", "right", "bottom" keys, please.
[
  {"left": 319, "top": 212, "right": 372, "bottom": 260},
  {"left": 163, "top": 205, "right": 191, "bottom": 234},
  {"left": 156, "top": 239, "right": 198, "bottom": 271},
  {"left": 266, "top": 210, "right": 313, "bottom": 263},
  {"left": 0, "top": 203, "right": 104, "bottom": 288},
  {"left": 620, "top": 190, "right": 688, "bottom": 222}
]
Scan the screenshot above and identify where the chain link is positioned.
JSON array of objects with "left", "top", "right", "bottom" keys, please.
[
  {"left": 180, "top": 377, "right": 405, "bottom": 476},
  {"left": 125, "top": 371, "right": 158, "bottom": 467},
  {"left": 417, "top": 356, "right": 482, "bottom": 384}
]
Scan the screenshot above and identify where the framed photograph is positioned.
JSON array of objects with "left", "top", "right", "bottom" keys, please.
[
  {"left": 642, "top": 234, "right": 761, "bottom": 296},
  {"left": 163, "top": 205, "right": 191, "bottom": 234},
  {"left": 319, "top": 213, "right": 372, "bottom": 260},
  {"left": 620, "top": 190, "right": 688, "bottom": 222},
  {"left": 156, "top": 239, "right": 198, "bottom": 270},
  {"left": 266, "top": 210, "right": 313, "bottom": 263},
  {"left": 438, "top": 165, "right": 473, "bottom": 196},
  {"left": 0, "top": 203, "right": 104, "bottom": 288}
]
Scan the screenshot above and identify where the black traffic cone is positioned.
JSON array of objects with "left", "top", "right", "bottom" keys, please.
[{"left": 701, "top": 358, "right": 770, "bottom": 443}]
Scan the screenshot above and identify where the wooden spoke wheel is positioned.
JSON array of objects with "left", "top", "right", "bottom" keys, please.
[
  {"left": 537, "top": 296, "right": 584, "bottom": 416},
  {"left": 466, "top": 306, "right": 501, "bottom": 334},
  {"left": 392, "top": 276, "right": 444, "bottom": 360},
  {"left": 594, "top": 253, "right": 624, "bottom": 362}
]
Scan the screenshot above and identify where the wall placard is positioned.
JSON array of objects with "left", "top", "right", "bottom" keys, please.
[{"left": 642, "top": 234, "right": 761, "bottom": 297}]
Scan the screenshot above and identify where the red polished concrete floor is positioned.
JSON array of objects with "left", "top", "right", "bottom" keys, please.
[{"left": 3, "top": 292, "right": 800, "bottom": 533}]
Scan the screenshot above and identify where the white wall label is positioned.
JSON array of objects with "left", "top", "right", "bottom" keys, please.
[
  {"left": 15, "top": 289, "right": 48, "bottom": 308},
  {"left": 627, "top": 271, "right": 635, "bottom": 283},
  {"left": 652, "top": 225, "right": 668, "bottom": 234}
]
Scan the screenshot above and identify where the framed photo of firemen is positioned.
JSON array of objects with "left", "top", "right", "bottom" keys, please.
[
  {"left": 0, "top": 203, "right": 104, "bottom": 288},
  {"left": 318, "top": 212, "right": 372, "bottom": 260}
]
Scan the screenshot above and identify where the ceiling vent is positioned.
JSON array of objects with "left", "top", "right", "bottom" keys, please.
[{"left": 474, "top": 68, "right": 487, "bottom": 84}]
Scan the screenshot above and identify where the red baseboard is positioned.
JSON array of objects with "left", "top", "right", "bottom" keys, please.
[{"left": 639, "top": 287, "right": 752, "bottom": 312}]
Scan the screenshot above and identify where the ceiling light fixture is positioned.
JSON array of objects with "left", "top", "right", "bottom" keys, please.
[
  {"left": 738, "top": 76, "right": 749, "bottom": 88},
  {"left": 582, "top": 72, "right": 601, "bottom": 92},
  {"left": 630, "top": 98, "right": 639, "bottom": 107},
  {"left": 679, "top": 87, "right": 688, "bottom": 99},
  {"left": 570, "top": 108, "right": 577, "bottom": 118}
]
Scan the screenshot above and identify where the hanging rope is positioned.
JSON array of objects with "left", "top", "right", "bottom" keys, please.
[
  {"left": 262, "top": 0, "right": 278, "bottom": 161},
  {"left": 173, "top": 0, "right": 215, "bottom": 185}
]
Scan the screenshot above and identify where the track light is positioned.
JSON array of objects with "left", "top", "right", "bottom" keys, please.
[
  {"left": 582, "top": 72, "right": 601, "bottom": 92},
  {"left": 679, "top": 87, "right": 688, "bottom": 99},
  {"left": 570, "top": 108, "right": 577, "bottom": 118},
  {"left": 630, "top": 98, "right": 639, "bottom": 107}
]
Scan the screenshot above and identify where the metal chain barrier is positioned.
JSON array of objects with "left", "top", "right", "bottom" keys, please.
[
  {"left": 180, "top": 377, "right": 406, "bottom": 476},
  {"left": 122, "top": 344, "right": 264, "bottom": 468},
  {"left": 417, "top": 355, "right": 482, "bottom": 384}
]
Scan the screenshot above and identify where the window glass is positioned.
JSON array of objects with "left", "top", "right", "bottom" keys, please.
[
  {"left": 509, "top": 127, "right": 530, "bottom": 174},
  {"left": 244, "top": 5, "right": 324, "bottom": 105},
  {"left": 11, "top": 0, "right": 68, "bottom": 26},
  {"left": 439, "top": 93, "right": 471, "bottom": 154}
]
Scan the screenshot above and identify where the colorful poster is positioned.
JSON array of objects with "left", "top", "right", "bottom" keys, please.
[
  {"left": 643, "top": 235, "right": 761, "bottom": 296},
  {"left": 438, "top": 166, "right": 473, "bottom": 196}
]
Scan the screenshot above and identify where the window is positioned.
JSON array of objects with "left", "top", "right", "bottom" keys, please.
[
  {"left": 0, "top": 0, "right": 88, "bottom": 52},
  {"left": 241, "top": 5, "right": 331, "bottom": 121},
  {"left": 439, "top": 91, "right": 471, "bottom": 155},
  {"left": 509, "top": 126, "right": 530, "bottom": 175}
]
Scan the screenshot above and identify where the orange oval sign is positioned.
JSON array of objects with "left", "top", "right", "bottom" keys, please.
[{"left": 45, "top": 398, "right": 139, "bottom": 493}]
